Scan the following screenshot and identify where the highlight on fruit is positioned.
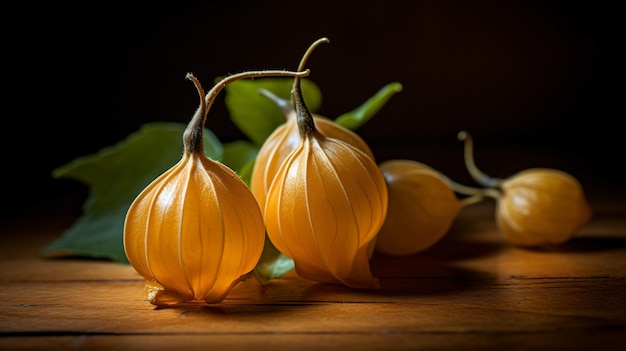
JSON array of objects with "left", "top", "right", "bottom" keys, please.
[
  {"left": 49, "top": 36, "right": 595, "bottom": 307},
  {"left": 375, "top": 159, "right": 483, "bottom": 256},
  {"left": 446, "top": 131, "right": 592, "bottom": 247},
  {"left": 258, "top": 37, "right": 388, "bottom": 289},
  {"left": 123, "top": 69, "right": 309, "bottom": 306}
]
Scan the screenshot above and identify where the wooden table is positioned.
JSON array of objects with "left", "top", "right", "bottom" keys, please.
[{"left": 1, "top": 185, "right": 625, "bottom": 350}]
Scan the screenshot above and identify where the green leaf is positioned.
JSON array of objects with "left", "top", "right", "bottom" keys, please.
[
  {"left": 237, "top": 158, "right": 256, "bottom": 187},
  {"left": 254, "top": 238, "right": 295, "bottom": 284},
  {"left": 220, "top": 140, "right": 258, "bottom": 175},
  {"left": 41, "top": 78, "right": 402, "bottom": 283},
  {"left": 334, "top": 82, "right": 403, "bottom": 130},
  {"left": 221, "top": 140, "right": 259, "bottom": 186},
  {"left": 41, "top": 122, "right": 223, "bottom": 262},
  {"left": 224, "top": 78, "right": 322, "bottom": 146}
]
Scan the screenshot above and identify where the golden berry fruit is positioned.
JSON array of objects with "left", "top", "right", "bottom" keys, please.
[
  {"left": 456, "top": 131, "right": 592, "bottom": 247},
  {"left": 375, "top": 159, "right": 464, "bottom": 256},
  {"left": 123, "top": 69, "right": 309, "bottom": 306},
  {"left": 261, "top": 41, "right": 387, "bottom": 288},
  {"left": 251, "top": 38, "right": 374, "bottom": 210}
]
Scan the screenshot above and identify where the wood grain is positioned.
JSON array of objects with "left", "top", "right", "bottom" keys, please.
[{"left": 1, "top": 196, "right": 625, "bottom": 350}]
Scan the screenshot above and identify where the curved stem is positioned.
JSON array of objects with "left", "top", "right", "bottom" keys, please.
[
  {"left": 457, "top": 131, "right": 503, "bottom": 188},
  {"left": 186, "top": 73, "right": 206, "bottom": 112},
  {"left": 459, "top": 194, "right": 487, "bottom": 207},
  {"left": 257, "top": 38, "right": 331, "bottom": 123},
  {"left": 292, "top": 37, "right": 329, "bottom": 136},
  {"left": 294, "top": 80, "right": 316, "bottom": 136},
  {"left": 439, "top": 172, "right": 502, "bottom": 200},
  {"left": 183, "top": 69, "right": 310, "bottom": 154},
  {"left": 296, "top": 37, "right": 330, "bottom": 72},
  {"left": 476, "top": 188, "right": 501, "bottom": 200},
  {"left": 439, "top": 173, "right": 482, "bottom": 196}
]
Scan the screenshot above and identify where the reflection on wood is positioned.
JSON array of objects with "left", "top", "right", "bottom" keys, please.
[{"left": 1, "top": 198, "right": 625, "bottom": 350}]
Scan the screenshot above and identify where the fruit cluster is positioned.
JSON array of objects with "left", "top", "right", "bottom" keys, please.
[{"left": 123, "top": 38, "right": 592, "bottom": 306}]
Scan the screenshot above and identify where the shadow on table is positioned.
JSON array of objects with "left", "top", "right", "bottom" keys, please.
[
  {"left": 369, "top": 253, "right": 494, "bottom": 297},
  {"left": 521, "top": 235, "right": 626, "bottom": 253}
]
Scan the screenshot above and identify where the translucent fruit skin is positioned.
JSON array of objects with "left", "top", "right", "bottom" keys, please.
[
  {"left": 251, "top": 112, "right": 374, "bottom": 210},
  {"left": 124, "top": 153, "right": 265, "bottom": 305},
  {"left": 375, "top": 160, "right": 462, "bottom": 256},
  {"left": 496, "top": 168, "right": 592, "bottom": 247},
  {"left": 263, "top": 131, "right": 387, "bottom": 289}
]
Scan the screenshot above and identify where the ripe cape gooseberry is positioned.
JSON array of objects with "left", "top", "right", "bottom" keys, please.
[
  {"left": 255, "top": 37, "right": 388, "bottom": 289},
  {"left": 251, "top": 37, "right": 375, "bottom": 211},
  {"left": 448, "top": 131, "right": 592, "bottom": 247},
  {"left": 123, "top": 69, "right": 310, "bottom": 306},
  {"left": 374, "top": 160, "right": 484, "bottom": 256}
]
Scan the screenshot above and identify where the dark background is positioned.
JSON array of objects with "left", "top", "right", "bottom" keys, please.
[{"left": 3, "top": 1, "right": 623, "bottom": 220}]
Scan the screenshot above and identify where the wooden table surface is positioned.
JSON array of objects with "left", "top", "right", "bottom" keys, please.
[{"left": 1, "top": 183, "right": 625, "bottom": 350}]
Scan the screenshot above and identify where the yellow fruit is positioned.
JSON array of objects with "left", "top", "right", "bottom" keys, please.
[
  {"left": 261, "top": 39, "right": 387, "bottom": 288},
  {"left": 375, "top": 160, "right": 463, "bottom": 256},
  {"left": 123, "top": 69, "right": 309, "bottom": 306},
  {"left": 496, "top": 168, "right": 592, "bottom": 246},
  {"left": 251, "top": 37, "right": 374, "bottom": 210},
  {"left": 456, "top": 131, "right": 592, "bottom": 247}
]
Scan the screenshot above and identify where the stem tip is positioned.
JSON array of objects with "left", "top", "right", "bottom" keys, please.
[{"left": 457, "top": 130, "right": 468, "bottom": 141}]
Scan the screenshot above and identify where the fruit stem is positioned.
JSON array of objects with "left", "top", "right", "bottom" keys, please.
[
  {"left": 457, "top": 131, "right": 503, "bottom": 188},
  {"left": 439, "top": 172, "right": 502, "bottom": 200},
  {"left": 183, "top": 69, "right": 310, "bottom": 154},
  {"left": 459, "top": 194, "right": 486, "bottom": 207},
  {"left": 296, "top": 37, "right": 330, "bottom": 73},
  {"left": 293, "top": 81, "right": 316, "bottom": 136},
  {"left": 292, "top": 37, "right": 329, "bottom": 136}
]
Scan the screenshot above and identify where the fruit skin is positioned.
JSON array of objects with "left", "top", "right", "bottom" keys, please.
[
  {"left": 251, "top": 108, "right": 374, "bottom": 210},
  {"left": 123, "top": 70, "right": 308, "bottom": 306},
  {"left": 456, "top": 130, "right": 592, "bottom": 248},
  {"left": 251, "top": 37, "right": 374, "bottom": 211},
  {"left": 256, "top": 37, "right": 387, "bottom": 289},
  {"left": 495, "top": 168, "right": 592, "bottom": 247},
  {"left": 124, "top": 152, "right": 265, "bottom": 305},
  {"left": 263, "top": 129, "right": 388, "bottom": 289},
  {"left": 375, "top": 160, "right": 462, "bottom": 256}
]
